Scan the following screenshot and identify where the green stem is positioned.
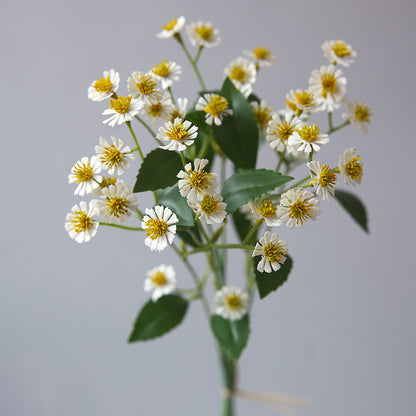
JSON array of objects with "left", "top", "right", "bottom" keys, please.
[
  {"left": 288, "top": 174, "right": 311, "bottom": 190},
  {"left": 328, "top": 111, "right": 334, "bottom": 131},
  {"left": 167, "top": 86, "right": 176, "bottom": 106},
  {"left": 242, "top": 221, "right": 262, "bottom": 246},
  {"left": 194, "top": 46, "right": 204, "bottom": 64},
  {"left": 180, "top": 151, "right": 187, "bottom": 168},
  {"left": 99, "top": 222, "right": 143, "bottom": 231},
  {"left": 326, "top": 120, "right": 350, "bottom": 135},
  {"left": 126, "top": 121, "right": 144, "bottom": 161},
  {"left": 134, "top": 115, "right": 160, "bottom": 144},
  {"left": 220, "top": 352, "right": 236, "bottom": 416},
  {"left": 182, "top": 244, "right": 254, "bottom": 258}
]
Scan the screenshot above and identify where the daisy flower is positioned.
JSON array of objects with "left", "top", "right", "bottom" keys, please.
[
  {"left": 177, "top": 158, "right": 218, "bottom": 203},
  {"left": 187, "top": 21, "right": 220, "bottom": 48},
  {"left": 92, "top": 176, "right": 119, "bottom": 196},
  {"left": 195, "top": 93, "right": 233, "bottom": 126},
  {"left": 247, "top": 199, "right": 281, "bottom": 227},
  {"left": 189, "top": 192, "right": 227, "bottom": 224},
  {"left": 127, "top": 72, "right": 163, "bottom": 103},
  {"left": 309, "top": 65, "right": 347, "bottom": 112},
  {"left": 342, "top": 100, "right": 372, "bottom": 133},
  {"left": 87, "top": 69, "right": 120, "bottom": 102},
  {"left": 95, "top": 136, "right": 134, "bottom": 175},
  {"left": 288, "top": 124, "right": 329, "bottom": 154},
  {"left": 144, "top": 265, "right": 177, "bottom": 302},
  {"left": 102, "top": 95, "right": 143, "bottom": 127},
  {"left": 277, "top": 188, "right": 321, "bottom": 228},
  {"left": 251, "top": 100, "right": 274, "bottom": 128},
  {"left": 68, "top": 156, "right": 102, "bottom": 196},
  {"left": 307, "top": 160, "right": 337, "bottom": 201},
  {"left": 142, "top": 92, "right": 175, "bottom": 125},
  {"left": 224, "top": 57, "right": 256, "bottom": 95},
  {"left": 150, "top": 60, "right": 182, "bottom": 89},
  {"left": 94, "top": 182, "right": 138, "bottom": 224},
  {"left": 338, "top": 148, "right": 363, "bottom": 186},
  {"left": 322, "top": 40, "right": 357, "bottom": 67},
  {"left": 266, "top": 112, "right": 303, "bottom": 153},
  {"left": 157, "top": 118, "right": 198, "bottom": 152},
  {"left": 244, "top": 47, "right": 276, "bottom": 68},
  {"left": 142, "top": 205, "right": 178, "bottom": 251},
  {"left": 285, "top": 89, "right": 321, "bottom": 113},
  {"left": 252, "top": 231, "right": 287, "bottom": 273},
  {"left": 214, "top": 286, "right": 248, "bottom": 321},
  {"left": 64, "top": 201, "right": 99, "bottom": 243},
  {"left": 169, "top": 97, "right": 188, "bottom": 122},
  {"left": 157, "top": 16, "right": 186, "bottom": 39}
]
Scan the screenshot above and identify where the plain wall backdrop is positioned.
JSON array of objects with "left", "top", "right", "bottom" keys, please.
[{"left": 1, "top": 0, "right": 415, "bottom": 415}]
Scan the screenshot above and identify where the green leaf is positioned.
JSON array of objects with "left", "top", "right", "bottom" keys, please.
[
  {"left": 255, "top": 255, "right": 293, "bottom": 299},
  {"left": 210, "top": 315, "right": 250, "bottom": 360},
  {"left": 156, "top": 184, "right": 194, "bottom": 226},
  {"left": 177, "top": 225, "right": 202, "bottom": 247},
  {"left": 212, "top": 78, "right": 259, "bottom": 169},
  {"left": 334, "top": 189, "right": 369, "bottom": 233},
  {"left": 133, "top": 148, "right": 183, "bottom": 193},
  {"left": 128, "top": 295, "right": 188, "bottom": 342},
  {"left": 222, "top": 169, "right": 294, "bottom": 214}
]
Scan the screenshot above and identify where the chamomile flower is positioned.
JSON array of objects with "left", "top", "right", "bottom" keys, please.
[
  {"left": 169, "top": 97, "right": 188, "bottom": 122},
  {"left": 215, "top": 286, "right": 248, "bottom": 321},
  {"left": 307, "top": 160, "right": 337, "bottom": 201},
  {"left": 157, "top": 118, "right": 198, "bottom": 152},
  {"left": 247, "top": 199, "right": 281, "bottom": 227},
  {"left": 252, "top": 231, "right": 287, "bottom": 273},
  {"left": 92, "top": 176, "right": 119, "bottom": 196},
  {"left": 309, "top": 65, "right": 347, "bottom": 112},
  {"left": 94, "top": 182, "right": 138, "bottom": 224},
  {"left": 251, "top": 100, "right": 274, "bottom": 129},
  {"left": 157, "top": 16, "right": 186, "bottom": 39},
  {"left": 342, "top": 100, "right": 372, "bottom": 133},
  {"left": 177, "top": 158, "right": 218, "bottom": 202},
  {"left": 142, "top": 92, "right": 174, "bottom": 125},
  {"left": 224, "top": 57, "right": 256, "bottom": 95},
  {"left": 127, "top": 72, "right": 163, "bottom": 103},
  {"left": 87, "top": 69, "right": 120, "bottom": 102},
  {"left": 277, "top": 188, "right": 321, "bottom": 228},
  {"left": 150, "top": 60, "right": 182, "bottom": 90},
  {"left": 95, "top": 137, "right": 134, "bottom": 175},
  {"left": 244, "top": 47, "right": 276, "bottom": 68},
  {"left": 195, "top": 93, "right": 233, "bottom": 126},
  {"left": 144, "top": 265, "right": 177, "bottom": 302},
  {"left": 285, "top": 89, "right": 320, "bottom": 113},
  {"left": 322, "top": 40, "right": 357, "bottom": 67},
  {"left": 187, "top": 21, "right": 220, "bottom": 48},
  {"left": 266, "top": 112, "right": 303, "bottom": 153},
  {"left": 102, "top": 95, "right": 143, "bottom": 127},
  {"left": 65, "top": 201, "right": 99, "bottom": 243},
  {"left": 288, "top": 124, "right": 329, "bottom": 154},
  {"left": 189, "top": 192, "right": 227, "bottom": 224},
  {"left": 338, "top": 148, "right": 363, "bottom": 186},
  {"left": 68, "top": 156, "right": 102, "bottom": 196},
  {"left": 142, "top": 205, "right": 178, "bottom": 251}
]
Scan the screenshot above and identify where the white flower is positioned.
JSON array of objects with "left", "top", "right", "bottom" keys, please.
[
  {"left": 266, "top": 112, "right": 303, "bottom": 153},
  {"left": 288, "top": 124, "right": 329, "bottom": 154},
  {"left": 285, "top": 89, "right": 321, "bottom": 113},
  {"left": 195, "top": 93, "right": 233, "bottom": 126},
  {"left": 157, "top": 118, "right": 198, "bottom": 152},
  {"left": 94, "top": 182, "right": 138, "bottom": 223},
  {"left": 142, "top": 205, "right": 178, "bottom": 251},
  {"left": 157, "top": 16, "right": 186, "bottom": 38},
  {"left": 64, "top": 201, "right": 99, "bottom": 243},
  {"left": 215, "top": 286, "right": 248, "bottom": 321},
  {"left": 342, "top": 100, "right": 372, "bottom": 133},
  {"left": 68, "top": 156, "right": 102, "bottom": 196},
  {"left": 187, "top": 21, "right": 220, "bottom": 47},
  {"left": 144, "top": 265, "right": 177, "bottom": 302},
  {"left": 169, "top": 97, "right": 188, "bottom": 122},
  {"left": 244, "top": 47, "right": 276, "bottom": 67},
  {"left": 322, "top": 40, "right": 357, "bottom": 67},
  {"left": 307, "top": 160, "right": 337, "bottom": 201},
  {"left": 252, "top": 231, "right": 287, "bottom": 273},
  {"left": 224, "top": 57, "right": 256, "bottom": 95},
  {"left": 87, "top": 69, "right": 120, "bottom": 102},
  {"left": 277, "top": 188, "right": 321, "bottom": 228},
  {"left": 247, "top": 199, "right": 281, "bottom": 227},
  {"left": 95, "top": 137, "right": 134, "bottom": 175},
  {"left": 102, "top": 95, "right": 143, "bottom": 127},
  {"left": 189, "top": 192, "right": 227, "bottom": 224},
  {"left": 92, "top": 176, "right": 119, "bottom": 196},
  {"left": 338, "top": 148, "right": 363, "bottom": 186},
  {"left": 150, "top": 60, "right": 182, "bottom": 89},
  {"left": 177, "top": 158, "right": 218, "bottom": 203},
  {"left": 127, "top": 72, "right": 163, "bottom": 103},
  {"left": 250, "top": 100, "right": 274, "bottom": 129},
  {"left": 309, "top": 65, "right": 347, "bottom": 112},
  {"left": 142, "top": 92, "right": 175, "bottom": 125}
]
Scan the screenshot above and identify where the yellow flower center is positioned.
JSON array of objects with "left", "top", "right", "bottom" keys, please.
[
  {"left": 71, "top": 210, "right": 93, "bottom": 233},
  {"left": 93, "top": 75, "right": 112, "bottom": 93},
  {"left": 252, "top": 47, "right": 271, "bottom": 60},
  {"left": 170, "top": 109, "right": 182, "bottom": 122},
  {"left": 106, "top": 196, "right": 129, "bottom": 219},
  {"left": 200, "top": 194, "right": 220, "bottom": 215},
  {"left": 163, "top": 18, "right": 178, "bottom": 31},
  {"left": 152, "top": 60, "right": 171, "bottom": 78},
  {"left": 110, "top": 96, "right": 132, "bottom": 114},
  {"left": 72, "top": 160, "right": 94, "bottom": 183},
  {"left": 275, "top": 121, "right": 295, "bottom": 142},
  {"left": 288, "top": 199, "right": 313, "bottom": 226},
  {"left": 229, "top": 65, "right": 247, "bottom": 82},
  {"left": 136, "top": 74, "right": 157, "bottom": 96},
  {"left": 297, "top": 124, "right": 321, "bottom": 142},
  {"left": 332, "top": 40, "right": 351, "bottom": 57},
  {"left": 195, "top": 25, "right": 214, "bottom": 40},
  {"left": 145, "top": 218, "right": 169, "bottom": 240},
  {"left": 295, "top": 91, "right": 315, "bottom": 107},
  {"left": 99, "top": 177, "right": 117, "bottom": 189},
  {"left": 225, "top": 294, "right": 243, "bottom": 311},
  {"left": 166, "top": 121, "right": 190, "bottom": 141},
  {"left": 100, "top": 145, "right": 124, "bottom": 170},
  {"left": 148, "top": 102, "right": 162, "bottom": 117},
  {"left": 318, "top": 165, "right": 337, "bottom": 188},
  {"left": 321, "top": 73, "right": 337, "bottom": 98},
  {"left": 285, "top": 99, "right": 299, "bottom": 112},
  {"left": 151, "top": 270, "right": 167, "bottom": 286},
  {"left": 256, "top": 199, "right": 277, "bottom": 217},
  {"left": 346, "top": 157, "right": 363, "bottom": 180},
  {"left": 204, "top": 95, "right": 229, "bottom": 117},
  {"left": 354, "top": 103, "right": 372, "bottom": 123},
  {"left": 253, "top": 106, "right": 272, "bottom": 127},
  {"left": 189, "top": 170, "right": 213, "bottom": 192},
  {"left": 263, "top": 241, "right": 287, "bottom": 263}
]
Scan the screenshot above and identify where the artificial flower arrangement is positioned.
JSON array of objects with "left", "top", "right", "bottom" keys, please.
[{"left": 65, "top": 16, "right": 372, "bottom": 415}]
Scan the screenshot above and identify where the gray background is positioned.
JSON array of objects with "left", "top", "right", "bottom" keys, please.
[{"left": 2, "top": 0, "right": 415, "bottom": 415}]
